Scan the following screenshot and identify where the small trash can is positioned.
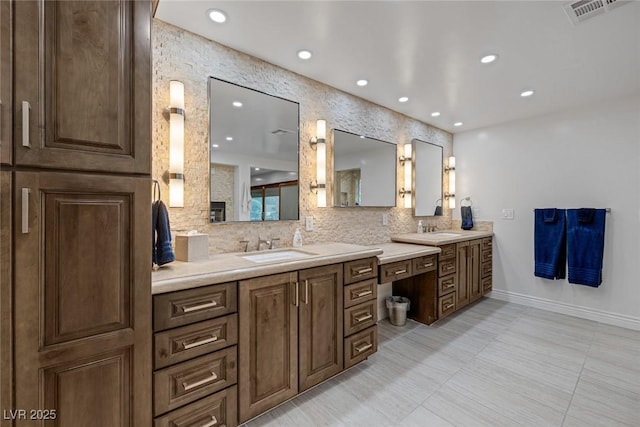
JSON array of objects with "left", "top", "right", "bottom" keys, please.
[{"left": 386, "top": 296, "right": 410, "bottom": 326}]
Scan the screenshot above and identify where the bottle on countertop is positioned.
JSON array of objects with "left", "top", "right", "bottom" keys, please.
[
  {"left": 293, "top": 228, "right": 303, "bottom": 248},
  {"left": 417, "top": 220, "right": 424, "bottom": 234}
]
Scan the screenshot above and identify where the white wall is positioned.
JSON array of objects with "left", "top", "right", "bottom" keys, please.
[{"left": 454, "top": 94, "right": 640, "bottom": 327}]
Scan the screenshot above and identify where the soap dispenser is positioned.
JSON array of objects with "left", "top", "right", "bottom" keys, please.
[
  {"left": 293, "top": 228, "right": 303, "bottom": 248},
  {"left": 417, "top": 220, "right": 424, "bottom": 234}
]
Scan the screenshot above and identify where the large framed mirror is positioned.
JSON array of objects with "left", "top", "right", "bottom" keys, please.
[
  {"left": 413, "top": 139, "right": 443, "bottom": 216},
  {"left": 333, "top": 129, "right": 396, "bottom": 207},
  {"left": 209, "top": 78, "right": 299, "bottom": 222}
]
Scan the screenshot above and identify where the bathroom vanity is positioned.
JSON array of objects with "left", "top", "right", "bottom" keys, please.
[{"left": 151, "top": 243, "right": 381, "bottom": 425}]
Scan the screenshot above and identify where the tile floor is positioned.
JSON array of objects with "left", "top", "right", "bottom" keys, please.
[{"left": 243, "top": 298, "right": 640, "bottom": 427}]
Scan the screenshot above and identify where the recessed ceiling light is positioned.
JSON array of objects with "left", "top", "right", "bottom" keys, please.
[
  {"left": 254, "top": 167, "right": 260, "bottom": 171},
  {"left": 480, "top": 54, "right": 498, "bottom": 64},
  {"left": 225, "top": 136, "right": 233, "bottom": 141},
  {"left": 255, "top": 178, "right": 263, "bottom": 182},
  {"left": 232, "top": 101, "right": 243, "bottom": 108},
  {"left": 289, "top": 171, "right": 297, "bottom": 175},
  {"left": 520, "top": 90, "right": 535, "bottom": 97},
  {"left": 398, "top": 97, "right": 409, "bottom": 103},
  {"left": 454, "top": 122, "right": 463, "bottom": 127},
  {"left": 212, "top": 144, "right": 219, "bottom": 148},
  {"left": 207, "top": 9, "right": 227, "bottom": 23},
  {"left": 356, "top": 79, "right": 368, "bottom": 87},
  {"left": 359, "top": 135, "right": 365, "bottom": 139},
  {"left": 297, "top": 50, "right": 312, "bottom": 60},
  {"left": 431, "top": 112, "right": 441, "bottom": 117}
]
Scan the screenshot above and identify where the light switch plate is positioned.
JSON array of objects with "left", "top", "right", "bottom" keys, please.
[
  {"left": 502, "top": 209, "right": 515, "bottom": 220},
  {"left": 382, "top": 213, "right": 389, "bottom": 226},
  {"left": 305, "top": 216, "right": 314, "bottom": 231}
]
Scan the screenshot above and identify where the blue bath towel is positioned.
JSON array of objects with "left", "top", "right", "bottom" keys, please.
[
  {"left": 461, "top": 206, "right": 473, "bottom": 230},
  {"left": 567, "top": 209, "right": 606, "bottom": 287},
  {"left": 534, "top": 208, "right": 566, "bottom": 280},
  {"left": 152, "top": 200, "right": 175, "bottom": 266}
]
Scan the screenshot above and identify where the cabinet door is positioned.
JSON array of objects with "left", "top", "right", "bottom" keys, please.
[
  {"left": 13, "top": 171, "right": 151, "bottom": 426},
  {"left": 239, "top": 272, "right": 298, "bottom": 423},
  {"left": 456, "top": 242, "right": 470, "bottom": 308},
  {"left": 0, "top": 0, "right": 12, "bottom": 165},
  {"left": 13, "top": 0, "right": 150, "bottom": 173},
  {"left": 0, "top": 172, "right": 12, "bottom": 425},
  {"left": 298, "top": 264, "right": 343, "bottom": 392},
  {"left": 468, "top": 240, "right": 482, "bottom": 302}
]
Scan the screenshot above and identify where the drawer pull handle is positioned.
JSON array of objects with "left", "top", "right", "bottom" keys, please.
[
  {"left": 202, "top": 415, "right": 218, "bottom": 427},
  {"left": 393, "top": 269, "right": 407, "bottom": 275},
  {"left": 182, "top": 371, "right": 218, "bottom": 391},
  {"left": 421, "top": 263, "right": 434, "bottom": 268},
  {"left": 21, "top": 188, "right": 30, "bottom": 234},
  {"left": 354, "top": 290, "right": 373, "bottom": 298},
  {"left": 443, "top": 283, "right": 455, "bottom": 290},
  {"left": 444, "top": 303, "right": 454, "bottom": 310},
  {"left": 183, "top": 335, "right": 218, "bottom": 350},
  {"left": 355, "top": 267, "right": 373, "bottom": 275},
  {"left": 22, "top": 101, "right": 30, "bottom": 147},
  {"left": 355, "top": 343, "right": 373, "bottom": 353},
  {"left": 444, "top": 265, "right": 455, "bottom": 271},
  {"left": 355, "top": 314, "right": 373, "bottom": 323},
  {"left": 182, "top": 300, "right": 217, "bottom": 313}
]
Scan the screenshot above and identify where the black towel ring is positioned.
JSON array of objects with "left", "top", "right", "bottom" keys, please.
[
  {"left": 152, "top": 179, "right": 161, "bottom": 202},
  {"left": 461, "top": 197, "right": 472, "bottom": 207}
]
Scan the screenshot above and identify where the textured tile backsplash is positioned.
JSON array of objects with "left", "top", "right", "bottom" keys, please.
[{"left": 152, "top": 20, "right": 454, "bottom": 254}]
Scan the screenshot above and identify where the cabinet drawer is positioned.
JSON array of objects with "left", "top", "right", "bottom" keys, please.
[
  {"left": 344, "top": 326, "right": 377, "bottom": 369},
  {"left": 482, "top": 261, "right": 492, "bottom": 278},
  {"left": 413, "top": 255, "right": 437, "bottom": 275},
  {"left": 344, "top": 300, "right": 377, "bottom": 336},
  {"left": 482, "top": 237, "right": 493, "bottom": 252},
  {"left": 344, "top": 278, "right": 377, "bottom": 308},
  {"left": 379, "top": 259, "right": 413, "bottom": 283},
  {"left": 154, "top": 347, "right": 238, "bottom": 416},
  {"left": 155, "top": 314, "right": 238, "bottom": 369},
  {"left": 154, "top": 282, "right": 237, "bottom": 332},
  {"left": 154, "top": 386, "right": 238, "bottom": 427},
  {"left": 438, "top": 258, "right": 456, "bottom": 277},
  {"left": 438, "top": 274, "right": 457, "bottom": 297},
  {"left": 481, "top": 248, "right": 492, "bottom": 263},
  {"left": 439, "top": 244, "right": 456, "bottom": 260},
  {"left": 482, "top": 276, "right": 493, "bottom": 294},
  {"left": 344, "top": 257, "right": 378, "bottom": 285},
  {"left": 438, "top": 293, "right": 456, "bottom": 318}
]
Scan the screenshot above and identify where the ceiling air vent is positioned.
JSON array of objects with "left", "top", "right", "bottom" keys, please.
[{"left": 564, "top": 0, "right": 632, "bottom": 25}]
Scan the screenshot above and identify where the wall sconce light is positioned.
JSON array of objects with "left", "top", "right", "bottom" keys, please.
[
  {"left": 398, "top": 143, "right": 412, "bottom": 208},
  {"left": 169, "top": 80, "right": 185, "bottom": 208},
  {"left": 444, "top": 156, "right": 456, "bottom": 209},
  {"left": 309, "top": 119, "right": 327, "bottom": 207}
]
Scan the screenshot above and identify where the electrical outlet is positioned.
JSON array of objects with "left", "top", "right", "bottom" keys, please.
[
  {"left": 502, "top": 209, "right": 514, "bottom": 220},
  {"left": 305, "top": 216, "right": 314, "bottom": 231},
  {"left": 382, "top": 213, "right": 389, "bottom": 226}
]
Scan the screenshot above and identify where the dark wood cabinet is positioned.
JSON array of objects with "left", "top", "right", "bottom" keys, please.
[
  {"left": 0, "top": 172, "right": 12, "bottom": 426},
  {"left": 298, "top": 265, "right": 344, "bottom": 392},
  {"left": 456, "top": 239, "right": 481, "bottom": 309},
  {"left": 13, "top": 171, "right": 152, "bottom": 426},
  {"left": 239, "top": 273, "right": 299, "bottom": 422},
  {"left": 0, "top": 0, "right": 12, "bottom": 165},
  {"left": 13, "top": 0, "right": 150, "bottom": 174},
  {"left": 469, "top": 239, "right": 482, "bottom": 302}
]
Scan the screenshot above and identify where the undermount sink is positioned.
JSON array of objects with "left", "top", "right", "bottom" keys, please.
[
  {"left": 240, "top": 249, "right": 315, "bottom": 263},
  {"left": 429, "top": 232, "right": 463, "bottom": 238}
]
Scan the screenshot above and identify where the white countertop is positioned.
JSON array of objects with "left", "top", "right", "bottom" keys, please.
[
  {"left": 391, "top": 230, "right": 494, "bottom": 246},
  {"left": 374, "top": 242, "right": 441, "bottom": 265},
  {"left": 152, "top": 242, "right": 382, "bottom": 294}
]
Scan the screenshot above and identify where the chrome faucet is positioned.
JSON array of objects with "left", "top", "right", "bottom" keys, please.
[
  {"left": 257, "top": 236, "right": 271, "bottom": 251},
  {"left": 269, "top": 238, "right": 280, "bottom": 250},
  {"left": 239, "top": 240, "right": 250, "bottom": 252}
]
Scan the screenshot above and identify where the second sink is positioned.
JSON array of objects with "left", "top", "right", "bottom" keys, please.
[{"left": 241, "top": 249, "right": 315, "bottom": 263}]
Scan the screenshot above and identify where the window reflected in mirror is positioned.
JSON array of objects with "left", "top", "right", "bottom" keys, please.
[{"left": 412, "top": 139, "right": 443, "bottom": 216}]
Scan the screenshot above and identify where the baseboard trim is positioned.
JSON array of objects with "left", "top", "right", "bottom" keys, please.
[{"left": 488, "top": 289, "right": 640, "bottom": 331}]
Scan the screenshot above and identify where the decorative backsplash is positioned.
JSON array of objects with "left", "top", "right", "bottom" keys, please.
[{"left": 152, "top": 20, "right": 453, "bottom": 254}]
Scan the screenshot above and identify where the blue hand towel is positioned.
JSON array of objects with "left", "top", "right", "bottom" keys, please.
[
  {"left": 153, "top": 200, "right": 175, "bottom": 266},
  {"left": 567, "top": 209, "right": 606, "bottom": 287},
  {"left": 534, "top": 208, "right": 566, "bottom": 280},
  {"left": 461, "top": 206, "right": 473, "bottom": 230}
]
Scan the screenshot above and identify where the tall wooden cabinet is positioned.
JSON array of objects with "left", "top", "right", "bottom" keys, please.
[
  {"left": 2, "top": 1, "right": 152, "bottom": 425},
  {"left": 0, "top": 0, "right": 12, "bottom": 165},
  {"left": 455, "top": 239, "right": 481, "bottom": 309},
  {"left": 0, "top": 172, "right": 12, "bottom": 425}
]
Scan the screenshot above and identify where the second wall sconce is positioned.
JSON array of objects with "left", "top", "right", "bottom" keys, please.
[
  {"left": 444, "top": 156, "right": 455, "bottom": 209},
  {"left": 398, "top": 143, "right": 412, "bottom": 208},
  {"left": 310, "top": 119, "right": 327, "bottom": 208},
  {"left": 169, "top": 80, "right": 185, "bottom": 208}
]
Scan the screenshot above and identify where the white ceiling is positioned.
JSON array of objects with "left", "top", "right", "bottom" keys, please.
[{"left": 156, "top": 0, "right": 640, "bottom": 133}]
